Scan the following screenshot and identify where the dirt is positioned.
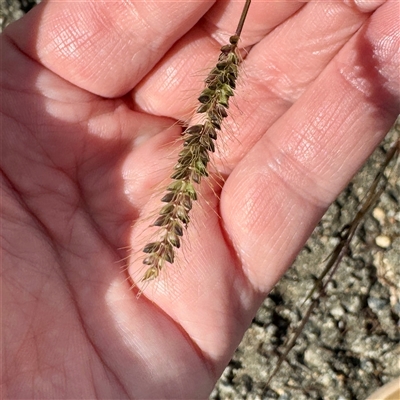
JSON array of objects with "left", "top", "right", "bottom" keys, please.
[{"left": 3, "top": 2, "right": 399, "bottom": 399}]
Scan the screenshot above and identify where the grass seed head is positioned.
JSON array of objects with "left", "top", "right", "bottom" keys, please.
[{"left": 138, "top": 1, "right": 251, "bottom": 284}]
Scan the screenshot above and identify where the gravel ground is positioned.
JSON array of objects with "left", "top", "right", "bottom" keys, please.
[{"left": 2, "top": 2, "right": 399, "bottom": 399}]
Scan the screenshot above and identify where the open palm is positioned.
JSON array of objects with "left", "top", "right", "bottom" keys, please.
[{"left": 2, "top": 1, "right": 398, "bottom": 398}]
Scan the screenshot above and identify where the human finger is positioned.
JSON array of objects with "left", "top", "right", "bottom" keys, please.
[
  {"left": 133, "top": 1, "right": 304, "bottom": 117},
  {"left": 5, "top": 0, "right": 213, "bottom": 97}
]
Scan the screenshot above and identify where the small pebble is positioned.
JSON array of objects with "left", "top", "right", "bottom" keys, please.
[
  {"left": 331, "top": 304, "right": 345, "bottom": 319},
  {"left": 368, "top": 297, "right": 388, "bottom": 311},
  {"left": 375, "top": 235, "right": 391, "bottom": 248},
  {"left": 360, "top": 360, "right": 375, "bottom": 374},
  {"left": 372, "top": 207, "right": 386, "bottom": 225}
]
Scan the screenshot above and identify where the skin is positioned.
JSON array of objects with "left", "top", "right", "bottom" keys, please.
[{"left": 1, "top": 0, "right": 398, "bottom": 398}]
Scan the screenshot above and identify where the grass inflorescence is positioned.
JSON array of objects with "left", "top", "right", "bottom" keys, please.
[{"left": 139, "top": 1, "right": 251, "bottom": 282}]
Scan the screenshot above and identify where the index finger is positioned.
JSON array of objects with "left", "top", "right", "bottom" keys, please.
[{"left": 5, "top": 0, "right": 213, "bottom": 97}]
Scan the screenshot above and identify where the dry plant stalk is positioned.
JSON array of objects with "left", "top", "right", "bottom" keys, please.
[
  {"left": 265, "top": 118, "right": 400, "bottom": 388},
  {"left": 139, "top": 0, "right": 251, "bottom": 282}
]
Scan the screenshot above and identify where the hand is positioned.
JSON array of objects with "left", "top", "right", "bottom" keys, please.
[{"left": 2, "top": 1, "right": 398, "bottom": 398}]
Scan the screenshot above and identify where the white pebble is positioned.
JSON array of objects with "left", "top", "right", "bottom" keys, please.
[
  {"left": 375, "top": 235, "right": 391, "bottom": 248},
  {"left": 372, "top": 207, "right": 386, "bottom": 225}
]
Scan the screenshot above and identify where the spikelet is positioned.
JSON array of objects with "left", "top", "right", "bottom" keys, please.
[{"left": 139, "top": 1, "right": 251, "bottom": 282}]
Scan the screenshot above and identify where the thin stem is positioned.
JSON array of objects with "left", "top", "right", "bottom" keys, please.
[{"left": 235, "top": 0, "right": 252, "bottom": 37}]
